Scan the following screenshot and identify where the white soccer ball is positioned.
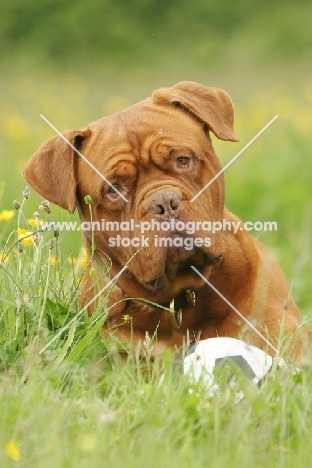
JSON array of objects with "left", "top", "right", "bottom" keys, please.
[{"left": 178, "top": 337, "right": 286, "bottom": 394}]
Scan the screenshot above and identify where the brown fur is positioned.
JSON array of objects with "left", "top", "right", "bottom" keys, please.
[{"left": 23, "top": 81, "right": 310, "bottom": 362}]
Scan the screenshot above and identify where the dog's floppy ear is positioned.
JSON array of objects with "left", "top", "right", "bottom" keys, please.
[
  {"left": 152, "top": 81, "right": 240, "bottom": 142},
  {"left": 23, "top": 128, "right": 91, "bottom": 214}
]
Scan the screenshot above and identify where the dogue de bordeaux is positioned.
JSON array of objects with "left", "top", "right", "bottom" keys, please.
[{"left": 23, "top": 81, "right": 310, "bottom": 363}]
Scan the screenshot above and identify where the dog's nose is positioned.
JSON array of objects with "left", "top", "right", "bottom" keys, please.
[{"left": 148, "top": 191, "right": 181, "bottom": 219}]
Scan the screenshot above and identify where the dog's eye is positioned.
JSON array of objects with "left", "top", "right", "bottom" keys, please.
[
  {"left": 106, "top": 182, "right": 123, "bottom": 201},
  {"left": 108, "top": 182, "right": 121, "bottom": 193},
  {"left": 176, "top": 156, "right": 191, "bottom": 167}
]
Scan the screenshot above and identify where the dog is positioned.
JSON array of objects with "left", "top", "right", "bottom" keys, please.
[{"left": 23, "top": 81, "right": 310, "bottom": 362}]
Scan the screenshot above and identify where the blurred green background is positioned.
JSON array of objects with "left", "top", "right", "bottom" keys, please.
[{"left": 0, "top": 0, "right": 311, "bottom": 313}]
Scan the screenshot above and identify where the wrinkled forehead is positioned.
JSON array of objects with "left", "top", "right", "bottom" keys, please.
[
  {"left": 122, "top": 98, "right": 203, "bottom": 131},
  {"left": 87, "top": 99, "right": 209, "bottom": 163}
]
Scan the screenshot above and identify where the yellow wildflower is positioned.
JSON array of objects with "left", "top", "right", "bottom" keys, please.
[
  {"left": 69, "top": 248, "right": 88, "bottom": 268},
  {"left": 49, "top": 256, "right": 60, "bottom": 266},
  {"left": 0, "top": 210, "right": 14, "bottom": 221},
  {"left": 17, "top": 228, "right": 34, "bottom": 246},
  {"left": 27, "top": 217, "right": 43, "bottom": 228},
  {"left": 79, "top": 247, "right": 88, "bottom": 268},
  {"left": 5, "top": 439, "right": 21, "bottom": 461},
  {"left": 1, "top": 254, "right": 9, "bottom": 263}
]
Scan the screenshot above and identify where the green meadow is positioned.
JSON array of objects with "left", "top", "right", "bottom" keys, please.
[{"left": 1, "top": 1, "right": 312, "bottom": 466}]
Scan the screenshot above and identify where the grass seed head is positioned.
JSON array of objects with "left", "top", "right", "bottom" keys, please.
[
  {"left": 22, "top": 186, "right": 30, "bottom": 199},
  {"left": 53, "top": 225, "right": 59, "bottom": 238},
  {"left": 13, "top": 200, "right": 21, "bottom": 210},
  {"left": 39, "top": 200, "right": 51, "bottom": 214},
  {"left": 84, "top": 195, "right": 92, "bottom": 205}
]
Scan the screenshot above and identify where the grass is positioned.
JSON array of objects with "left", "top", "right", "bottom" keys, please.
[{"left": 2, "top": 352, "right": 312, "bottom": 468}]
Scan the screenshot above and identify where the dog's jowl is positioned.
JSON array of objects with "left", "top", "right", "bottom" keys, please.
[{"left": 24, "top": 81, "right": 310, "bottom": 362}]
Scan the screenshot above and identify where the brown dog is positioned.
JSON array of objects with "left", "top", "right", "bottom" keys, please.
[{"left": 24, "top": 81, "right": 309, "bottom": 361}]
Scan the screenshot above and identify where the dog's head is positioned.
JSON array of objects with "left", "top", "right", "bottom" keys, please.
[{"left": 24, "top": 81, "right": 240, "bottom": 302}]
